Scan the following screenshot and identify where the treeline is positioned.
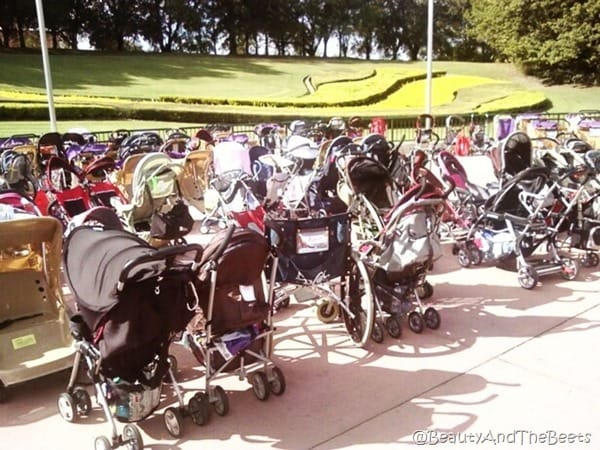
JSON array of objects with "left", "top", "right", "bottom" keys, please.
[{"left": 0, "top": 1, "right": 598, "bottom": 85}]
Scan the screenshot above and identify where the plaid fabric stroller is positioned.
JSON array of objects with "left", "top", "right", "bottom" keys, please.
[{"left": 59, "top": 221, "right": 207, "bottom": 448}]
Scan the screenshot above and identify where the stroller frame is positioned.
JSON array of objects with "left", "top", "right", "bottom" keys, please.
[
  {"left": 182, "top": 226, "right": 286, "bottom": 406},
  {"left": 59, "top": 227, "right": 210, "bottom": 448}
]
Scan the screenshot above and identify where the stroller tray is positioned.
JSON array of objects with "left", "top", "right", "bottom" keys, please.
[{"left": 265, "top": 212, "right": 351, "bottom": 283}]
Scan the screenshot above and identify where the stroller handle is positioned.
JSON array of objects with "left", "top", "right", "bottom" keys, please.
[
  {"left": 204, "top": 224, "right": 237, "bottom": 266},
  {"left": 117, "top": 243, "right": 204, "bottom": 290}
]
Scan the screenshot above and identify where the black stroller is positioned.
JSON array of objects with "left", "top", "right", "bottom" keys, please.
[
  {"left": 58, "top": 222, "right": 211, "bottom": 449},
  {"left": 456, "top": 165, "right": 580, "bottom": 289}
]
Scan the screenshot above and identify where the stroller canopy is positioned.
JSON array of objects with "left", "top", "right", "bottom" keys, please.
[
  {"left": 64, "top": 227, "right": 156, "bottom": 315},
  {"left": 502, "top": 131, "right": 532, "bottom": 177}
]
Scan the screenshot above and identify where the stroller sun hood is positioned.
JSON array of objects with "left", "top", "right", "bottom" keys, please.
[{"left": 64, "top": 227, "right": 157, "bottom": 315}]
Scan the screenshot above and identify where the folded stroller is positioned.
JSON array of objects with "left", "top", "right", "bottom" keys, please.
[
  {"left": 59, "top": 221, "right": 208, "bottom": 448},
  {"left": 183, "top": 226, "right": 286, "bottom": 406},
  {"left": 357, "top": 179, "right": 450, "bottom": 341}
]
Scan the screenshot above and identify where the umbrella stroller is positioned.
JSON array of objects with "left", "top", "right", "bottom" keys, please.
[
  {"left": 182, "top": 226, "right": 285, "bottom": 406},
  {"left": 58, "top": 221, "right": 208, "bottom": 448}
]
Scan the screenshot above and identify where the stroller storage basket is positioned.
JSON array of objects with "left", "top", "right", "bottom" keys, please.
[
  {"left": 265, "top": 211, "right": 350, "bottom": 283},
  {"left": 106, "top": 378, "right": 162, "bottom": 423}
]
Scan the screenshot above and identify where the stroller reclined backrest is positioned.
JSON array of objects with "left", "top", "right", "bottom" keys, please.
[{"left": 197, "top": 227, "right": 271, "bottom": 335}]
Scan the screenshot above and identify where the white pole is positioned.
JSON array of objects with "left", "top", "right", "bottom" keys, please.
[
  {"left": 35, "top": 0, "right": 57, "bottom": 132},
  {"left": 425, "top": 0, "right": 434, "bottom": 121}
]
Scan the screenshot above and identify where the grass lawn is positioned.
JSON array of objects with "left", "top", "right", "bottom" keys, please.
[{"left": 0, "top": 51, "right": 598, "bottom": 137}]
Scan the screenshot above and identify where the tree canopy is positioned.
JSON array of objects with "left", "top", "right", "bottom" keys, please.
[{"left": 0, "top": 0, "right": 597, "bottom": 84}]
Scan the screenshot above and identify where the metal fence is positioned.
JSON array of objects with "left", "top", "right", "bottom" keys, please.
[{"left": 86, "top": 111, "right": 597, "bottom": 145}]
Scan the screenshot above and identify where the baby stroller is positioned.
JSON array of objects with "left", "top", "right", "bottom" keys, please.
[
  {"left": 0, "top": 217, "right": 75, "bottom": 403},
  {"left": 183, "top": 226, "right": 285, "bottom": 407},
  {"left": 59, "top": 220, "right": 208, "bottom": 448},
  {"left": 265, "top": 205, "right": 375, "bottom": 347},
  {"left": 358, "top": 179, "right": 450, "bottom": 341},
  {"left": 34, "top": 156, "right": 93, "bottom": 228},
  {"left": 456, "top": 165, "right": 580, "bottom": 289},
  {"left": 114, "top": 152, "right": 193, "bottom": 244}
]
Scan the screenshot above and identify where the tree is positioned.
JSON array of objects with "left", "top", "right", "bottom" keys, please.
[
  {"left": 87, "top": 0, "right": 143, "bottom": 51},
  {"left": 468, "top": 0, "right": 600, "bottom": 84}
]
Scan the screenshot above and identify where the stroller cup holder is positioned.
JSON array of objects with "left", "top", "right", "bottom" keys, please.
[{"left": 69, "top": 314, "right": 92, "bottom": 342}]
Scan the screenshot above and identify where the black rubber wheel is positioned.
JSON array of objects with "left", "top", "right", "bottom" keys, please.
[
  {"left": 340, "top": 252, "right": 374, "bottom": 347},
  {"left": 457, "top": 247, "right": 471, "bottom": 267},
  {"left": 408, "top": 311, "right": 425, "bottom": 334},
  {"left": 269, "top": 367, "right": 286, "bottom": 396},
  {"left": 57, "top": 392, "right": 77, "bottom": 422},
  {"left": 582, "top": 252, "right": 599, "bottom": 268},
  {"left": 517, "top": 265, "right": 538, "bottom": 289},
  {"left": 468, "top": 243, "right": 483, "bottom": 266},
  {"left": 424, "top": 307, "right": 441, "bottom": 330},
  {"left": 72, "top": 386, "right": 92, "bottom": 416},
  {"left": 371, "top": 320, "right": 385, "bottom": 343},
  {"left": 122, "top": 423, "right": 143, "bottom": 450},
  {"left": 385, "top": 315, "right": 403, "bottom": 338},
  {"left": 250, "top": 372, "right": 270, "bottom": 401},
  {"left": 94, "top": 436, "right": 112, "bottom": 450},
  {"left": 163, "top": 407, "right": 184, "bottom": 438},
  {"left": 213, "top": 385, "right": 230, "bottom": 416},
  {"left": 188, "top": 392, "right": 210, "bottom": 425},
  {"left": 560, "top": 258, "right": 579, "bottom": 280},
  {"left": 416, "top": 280, "right": 434, "bottom": 300}
]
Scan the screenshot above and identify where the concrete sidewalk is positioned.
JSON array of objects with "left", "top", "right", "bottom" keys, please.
[{"left": 1, "top": 240, "right": 598, "bottom": 450}]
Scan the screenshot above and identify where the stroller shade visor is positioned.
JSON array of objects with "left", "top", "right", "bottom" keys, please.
[{"left": 64, "top": 227, "right": 157, "bottom": 314}]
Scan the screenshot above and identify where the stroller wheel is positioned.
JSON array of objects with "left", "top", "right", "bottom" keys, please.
[
  {"left": 416, "top": 281, "right": 434, "bottom": 300},
  {"left": 468, "top": 244, "right": 482, "bottom": 266},
  {"left": 424, "top": 307, "right": 441, "bottom": 330},
  {"left": 408, "top": 311, "right": 425, "bottom": 334},
  {"left": 122, "top": 423, "right": 143, "bottom": 450},
  {"left": 188, "top": 392, "right": 210, "bottom": 425},
  {"left": 93, "top": 436, "right": 112, "bottom": 450},
  {"left": 340, "top": 252, "right": 375, "bottom": 347},
  {"left": 316, "top": 299, "right": 339, "bottom": 323},
  {"left": 250, "top": 371, "right": 271, "bottom": 401},
  {"left": 57, "top": 392, "right": 77, "bottom": 423},
  {"left": 269, "top": 367, "right": 286, "bottom": 396},
  {"left": 72, "top": 386, "right": 92, "bottom": 416},
  {"left": 517, "top": 266, "right": 538, "bottom": 290},
  {"left": 164, "top": 407, "right": 184, "bottom": 438},
  {"left": 457, "top": 247, "right": 472, "bottom": 267},
  {"left": 560, "top": 258, "right": 579, "bottom": 281},
  {"left": 582, "top": 252, "right": 599, "bottom": 268},
  {"left": 385, "top": 315, "right": 403, "bottom": 339},
  {"left": 371, "top": 320, "right": 385, "bottom": 343},
  {"left": 212, "top": 385, "right": 230, "bottom": 416}
]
